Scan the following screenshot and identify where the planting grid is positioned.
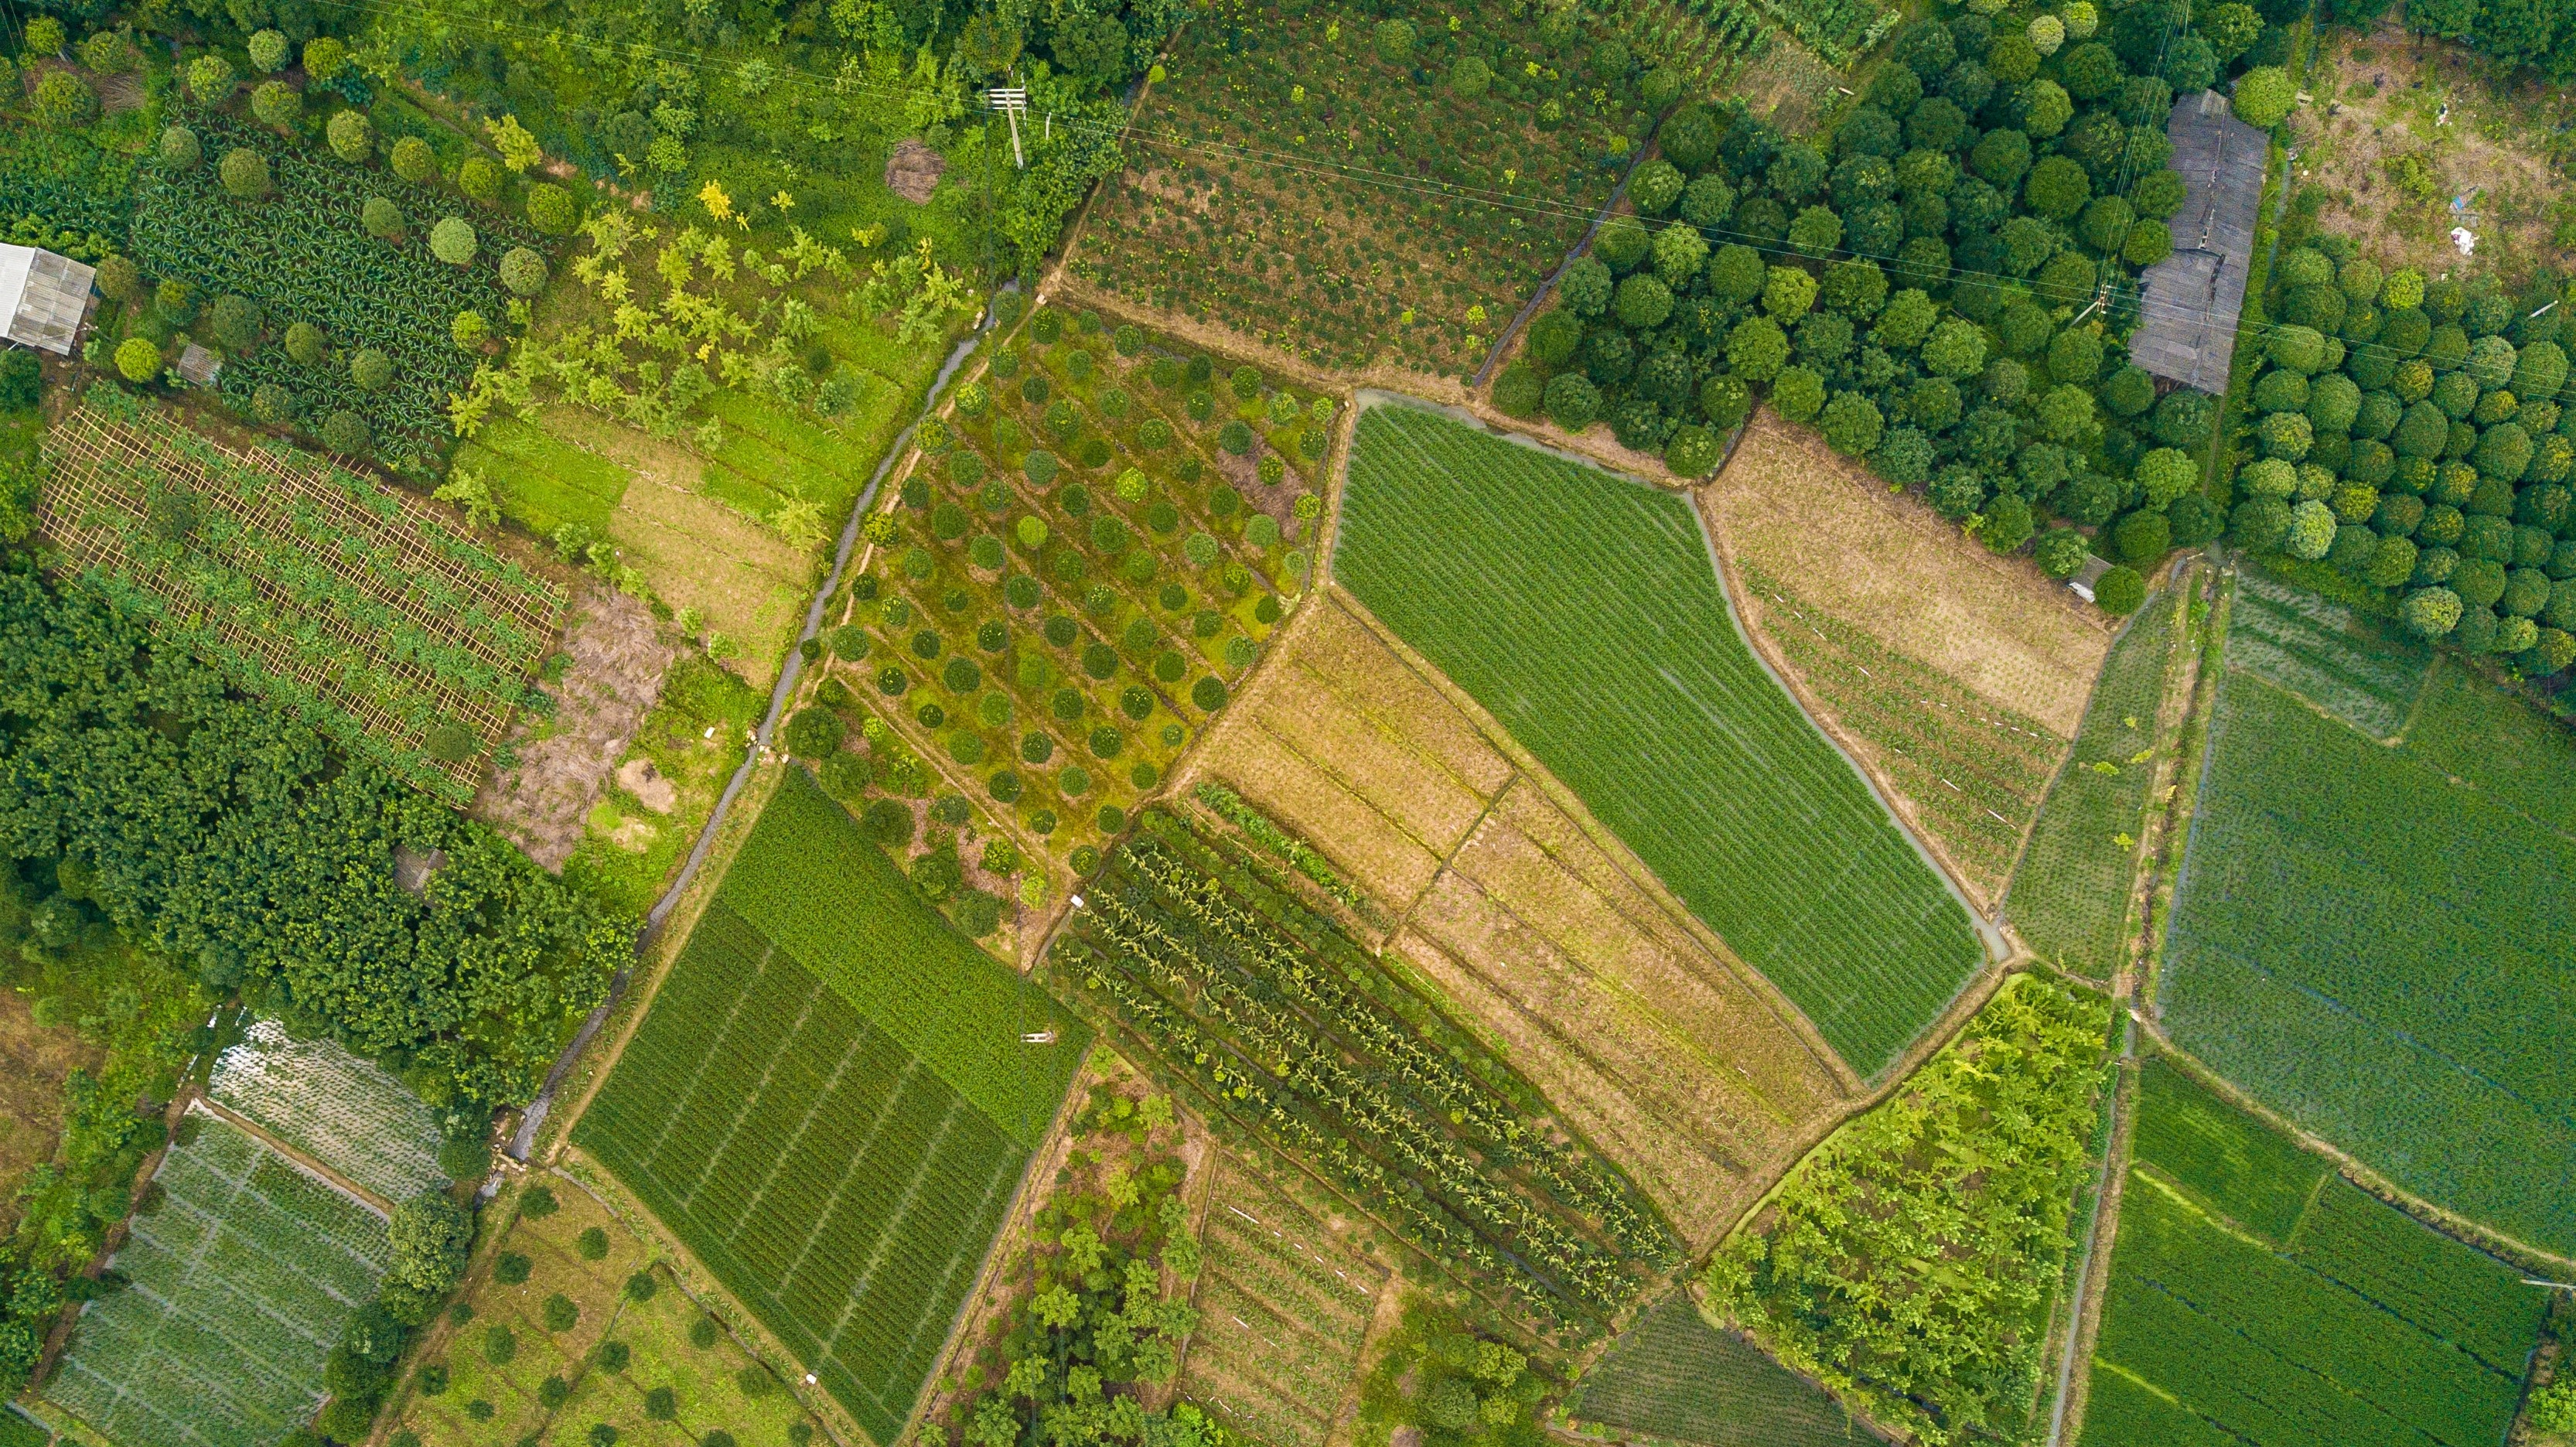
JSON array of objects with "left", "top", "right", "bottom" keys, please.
[
  {"left": 1334, "top": 402, "right": 1984, "bottom": 1077},
  {"left": 49, "top": 1111, "right": 391, "bottom": 1447},
  {"left": 39, "top": 409, "right": 565, "bottom": 793},
  {"left": 207, "top": 1017, "right": 447, "bottom": 1203},
  {"left": 575, "top": 902, "right": 1025, "bottom": 1445},
  {"left": 1179, "top": 1157, "right": 1384, "bottom": 1447},
  {"left": 2086, "top": 1062, "right": 2543, "bottom": 1447}
]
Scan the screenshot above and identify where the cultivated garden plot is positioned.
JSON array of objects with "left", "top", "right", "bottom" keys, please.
[
  {"left": 1702, "top": 974, "right": 2114, "bottom": 1446},
  {"left": 2003, "top": 579, "right": 2185, "bottom": 977},
  {"left": 572, "top": 770, "right": 1086, "bottom": 1444},
  {"left": 39, "top": 401, "right": 564, "bottom": 800},
  {"left": 1707, "top": 411, "right": 2112, "bottom": 901},
  {"left": 206, "top": 1018, "right": 448, "bottom": 1203},
  {"left": 1335, "top": 401, "right": 1984, "bottom": 1077},
  {"left": 48, "top": 1113, "right": 393, "bottom": 1447},
  {"left": 2160, "top": 602, "right": 2576, "bottom": 1256},
  {"left": 1068, "top": 0, "right": 1629, "bottom": 380},
  {"left": 391, "top": 1177, "right": 823, "bottom": 1447},
  {"left": 814, "top": 302, "right": 1326, "bottom": 880},
  {"left": 2083, "top": 1059, "right": 2544, "bottom": 1447},
  {"left": 1049, "top": 804, "right": 1677, "bottom": 1340},
  {"left": 1568, "top": 1292, "right": 1876, "bottom": 1447},
  {"left": 1177, "top": 1155, "right": 1387, "bottom": 1447}
]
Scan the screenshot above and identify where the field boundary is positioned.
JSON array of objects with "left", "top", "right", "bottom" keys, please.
[
  {"left": 184, "top": 1095, "right": 396, "bottom": 1219},
  {"left": 2135, "top": 1032, "right": 2576, "bottom": 1276}
]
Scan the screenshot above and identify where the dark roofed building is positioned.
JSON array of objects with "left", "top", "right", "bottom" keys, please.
[{"left": 2130, "top": 90, "right": 2267, "bottom": 394}]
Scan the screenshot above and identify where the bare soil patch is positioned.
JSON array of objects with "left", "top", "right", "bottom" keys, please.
[
  {"left": 0, "top": 994, "right": 97, "bottom": 1231},
  {"left": 2288, "top": 26, "right": 2575, "bottom": 282},
  {"left": 885, "top": 138, "right": 946, "bottom": 203},
  {"left": 1708, "top": 411, "right": 2111, "bottom": 735},
  {"left": 475, "top": 583, "right": 679, "bottom": 872}
]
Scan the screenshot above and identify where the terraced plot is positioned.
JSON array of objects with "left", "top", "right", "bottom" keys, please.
[
  {"left": 49, "top": 1114, "right": 392, "bottom": 1447},
  {"left": 1179, "top": 1157, "right": 1385, "bottom": 1447},
  {"left": 574, "top": 770, "right": 1087, "bottom": 1443},
  {"left": 1335, "top": 402, "right": 1984, "bottom": 1077},
  {"left": 2161, "top": 592, "right": 2576, "bottom": 1255},
  {"left": 207, "top": 1018, "right": 448, "bottom": 1203},
  {"left": 2084, "top": 1060, "right": 2543, "bottom": 1447}
]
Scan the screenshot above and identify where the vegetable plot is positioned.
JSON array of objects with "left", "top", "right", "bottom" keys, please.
[
  {"left": 207, "top": 1019, "right": 449, "bottom": 1203},
  {"left": 39, "top": 401, "right": 562, "bottom": 800}
]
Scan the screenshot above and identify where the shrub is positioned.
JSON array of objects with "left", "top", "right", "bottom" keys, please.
[
  {"left": 391, "top": 135, "right": 437, "bottom": 183},
  {"left": 1493, "top": 362, "right": 1543, "bottom": 418},
  {"left": 220, "top": 148, "right": 273, "bottom": 200},
  {"left": 782, "top": 708, "right": 844, "bottom": 759},
  {"left": 32, "top": 70, "right": 97, "bottom": 128},
  {"left": 207, "top": 294, "right": 261, "bottom": 353},
  {"left": 350, "top": 348, "right": 394, "bottom": 391},
  {"left": 114, "top": 337, "right": 162, "bottom": 383},
  {"left": 319, "top": 410, "right": 372, "bottom": 456},
  {"left": 2035, "top": 527, "right": 2088, "bottom": 578},
  {"left": 1544, "top": 373, "right": 1602, "bottom": 431},
  {"left": 544, "top": 1295, "right": 579, "bottom": 1332},
  {"left": 2232, "top": 67, "right": 2296, "bottom": 128},
  {"left": 526, "top": 183, "right": 578, "bottom": 235},
  {"left": 499, "top": 247, "right": 549, "bottom": 296},
  {"left": 430, "top": 217, "right": 478, "bottom": 264},
  {"left": 1614, "top": 273, "right": 1674, "bottom": 329},
  {"left": 483, "top": 1325, "right": 517, "bottom": 1363},
  {"left": 284, "top": 322, "right": 326, "bottom": 364},
  {"left": 452, "top": 310, "right": 487, "bottom": 349},
  {"left": 1666, "top": 424, "right": 1723, "bottom": 478},
  {"left": 186, "top": 53, "right": 235, "bottom": 101},
  {"left": 250, "top": 80, "right": 302, "bottom": 130},
  {"left": 361, "top": 195, "right": 406, "bottom": 241},
  {"left": 2113, "top": 510, "right": 2172, "bottom": 564},
  {"left": 459, "top": 155, "right": 500, "bottom": 202}
]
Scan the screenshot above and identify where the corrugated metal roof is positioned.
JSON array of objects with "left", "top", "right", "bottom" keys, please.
[
  {"left": 2130, "top": 90, "right": 2269, "bottom": 394},
  {"left": 0, "top": 244, "right": 97, "bottom": 355}
]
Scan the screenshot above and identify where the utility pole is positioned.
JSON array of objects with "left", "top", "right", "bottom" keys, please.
[{"left": 986, "top": 86, "right": 1029, "bottom": 169}]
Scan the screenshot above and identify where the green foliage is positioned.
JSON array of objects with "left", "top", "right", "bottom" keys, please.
[
  {"left": 576, "top": 771, "right": 1087, "bottom": 1439},
  {"left": 0, "top": 565, "right": 626, "bottom": 1109},
  {"left": 1706, "top": 977, "right": 2112, "bottom": 1446},
  {"left": 1570, "top": 1293, "right": 1869, "bottom": 1445},
  {"left": 1338, "top": 406, "right": 1983, "bottom": 1075}
]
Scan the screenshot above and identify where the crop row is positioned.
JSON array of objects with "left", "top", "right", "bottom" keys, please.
[
  {"left": 1054, "top": 811, "right": 1671, "bottom": 1330},
  {"left": 209, "top": 1019, "right": 449, "bottom": 1202},
  {"left": 1338, "top": 404, "right": 1986, "bottom": 1076}
]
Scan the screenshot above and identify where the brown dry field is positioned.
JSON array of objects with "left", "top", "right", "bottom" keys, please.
[
  {"left": 1179, "top": 591, "right": 1848, "bottom": 1246},
  {"left": 1706, "top": 411, "right": 2113, "bottom": 737},
  {"left": 1179, "top": 1152, "right": 1387, "bottom": 1447},
  {"left": 0, "top": 993, "right": 97, "bottom": 1229},
  {"left": 2288, "top": 25, "right": 2575, "bottom": 283},
  {"left": 475, "top": 582, "right": 680, "bottom": 870}
]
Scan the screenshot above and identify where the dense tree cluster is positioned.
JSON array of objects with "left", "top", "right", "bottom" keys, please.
[
  {"left": 2404, "top": 0, "right": 2576, "bottom": 80},
  {"left": 1495, "top": 2, "right": 2292, "bottom": 611},
  {"left": 0, "top": 565, "right": 632, "bottom": 1111},
  {"left": 2230, "top": 245, "right": 2576, "bottom": 675}
]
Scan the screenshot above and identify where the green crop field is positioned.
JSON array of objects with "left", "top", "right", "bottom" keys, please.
[
  {"left": 1334, "top": 403, "right": 1984, "bottom": 1076},
  {"left": 2161, "top": 643, "right": 2576, "bottom": 1255},
  {"left": 207, "top": 1018, "right": 449, "bottom": 1203},
  {"left": 2004, "top": 583, "right": 2182, "bottom": 977},
  {"left": 2084, "top": 1060, "right": 2542, "bottom": 1447},
  {"left": 2222, "top": 572, "right": 2431, "bottom": 740},
  {"left": 1570, "top": 1293, "right": 1873, "bottom": 1447},
  {"left": 573, "top": 770, "right": 1087, "bottom": 1444},
  {"left": 49, "top": 1114, "right": 393, "bottom": 1447}
]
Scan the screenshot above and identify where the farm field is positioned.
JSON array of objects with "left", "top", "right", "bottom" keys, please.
[
  {"left": 571, "top": 769, "right": 1087, "bottom": 1442},
  {"left": 2083, "top": 1057, "right": 2544, "bottom": 1447},
  {"left": 1335, "top": 401, "right": 1985, "bottom": 1077},
  {"left": 47, "top": 1113, "right": 393, "bottom": 1447},
  {"left": 1707, "top": 414, "right": 2110, "bottom": 903},
  {"left": 1068, "top": 0, "right": 1628, "bottom": 379},
  {"left": 0, "top": 989, "right": 100, "bottom": 1232},
  {"left": 388, "top": 1176, "right": 824, "bottom": 1447},
  {"left": 1705, "top": 974, "right": 2113, "bottom": 1445},
  {"left": 1185, "top": 595, "right": 1850, "bottom": 1242},
  {"left": 1569, "top": 1292, "right": 1876, "bottom": 1447},
  {"left": 2161, "top": 589, "right": 2576, "bottom": 1255},
  {"left": 544, "top": 650, "right": 771, "bottom": 918},
  {"left": 1050, "top": 804, "right": 1677, "bottom": 1337},
  {"left": 2005, "top": 582, "right": 2186, "bottom": 977},
  {"left": 206, "top": 1018, "right": 448, "bottom": 1202},
  {"left": 820, "top": 301, "right": 1325, "bottom": 876},
  {"left": 1178, "top": 1153, "right": 1387, "bottom": 1447},
  {"left": 125, "top": 104, "right": 549, "bottom": 473},
  {"left": 39, "top": 401, "right": 564, "bottom": 799}
]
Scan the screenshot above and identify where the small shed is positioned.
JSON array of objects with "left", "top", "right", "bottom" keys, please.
[
  {"left": 2130, "top": 90, "right": 2267, "bottom": 394},
  {"left": 0, "top": 244, "right": 97, "bottom": 356},
  {"left": 175, "top": 343, "right": 222, "bottom": 387}
]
